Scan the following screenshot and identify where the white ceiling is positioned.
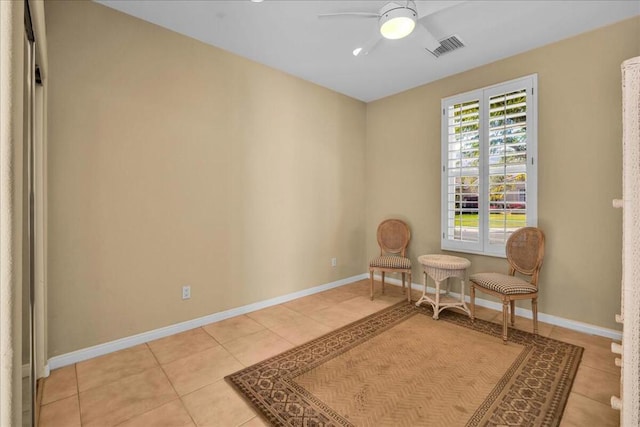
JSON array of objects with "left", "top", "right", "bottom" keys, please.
[{"left": 96, "top": 0, "right": 639, "bottom": 102}]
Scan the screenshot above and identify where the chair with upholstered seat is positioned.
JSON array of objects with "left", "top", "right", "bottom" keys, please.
[
  {"left": 469, "top": 227, "right": 545, "bottom": 343},
  {"left": 369, "top": 219, "right": 412, "bottom": 302}
]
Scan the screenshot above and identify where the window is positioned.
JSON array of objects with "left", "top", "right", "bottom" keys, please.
[{"left": 441, "top": 75, "right": 537, "bottom": 257}]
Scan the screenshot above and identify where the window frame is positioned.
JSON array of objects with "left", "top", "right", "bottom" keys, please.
[{"left": 440, "top": 74, "right": 538, "bottom": 257}]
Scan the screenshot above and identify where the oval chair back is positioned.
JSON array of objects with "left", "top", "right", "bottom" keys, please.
[
  {"left": 506, "top": 227, "right": 545, "bottom": 287},
  {"left": 377, "top": 219, "right": 411, "bottom": 256}
]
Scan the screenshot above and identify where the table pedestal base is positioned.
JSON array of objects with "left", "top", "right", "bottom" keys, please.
[
  {"left": 416, "top": 254, "right": 472, "bottom": 320},
  {"left": 415, "top": 275, "right": 470, "bottom": 320}
]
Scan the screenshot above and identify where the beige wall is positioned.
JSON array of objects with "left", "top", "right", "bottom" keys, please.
[
  {"left": 45, "top": 0, "right": 639, "bottom": 357},
  {"left": 45, "top": 1, "right": 366, "bottom": 356},
  {"left": 366, "top": 17, "right": 640, "bottom": 330}
]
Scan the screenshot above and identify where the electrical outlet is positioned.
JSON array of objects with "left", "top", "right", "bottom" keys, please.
[
  {"left": 182, "top": 285, "right": 191, "bottom": 300},
  {"left": 331, "top": 257, "right": 337, "bottom": 267}
]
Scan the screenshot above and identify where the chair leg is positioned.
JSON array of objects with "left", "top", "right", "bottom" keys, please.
[
  {"left": 502, "top": 300, "right": 509, "bottom": 344},
  {"left": 470, "top": 284, "right": 476, "bottom": 322},
  {"left": 407, "top": 272, "right": 412, "bottom": 303},
  {"left": 370, "top": 270, "right": 374, "bottom": 301},
  {"left": 381, "top": 272, "right": 385, "bottom": 294},
  {"left": 510, "top": 300, "right": 516, "bottom": 326},
  {"left": 532, "top": 298, "right": 539, "bottom": 335},
  {"left": 401, "top": 272, "right": 406, "bottom": 293}
]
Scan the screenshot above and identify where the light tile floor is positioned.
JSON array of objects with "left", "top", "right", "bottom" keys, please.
[{"left": 38, "top": 279, "right": 620, "bottom": 426}]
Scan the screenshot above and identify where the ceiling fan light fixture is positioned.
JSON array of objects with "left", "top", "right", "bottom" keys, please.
[{"left": 379, "top": 5, "right": 417, "bottom": 40}]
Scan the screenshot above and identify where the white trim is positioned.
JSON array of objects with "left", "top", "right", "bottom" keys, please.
[
  {"left": 441, "top": 74, "right": 538, "bottom": 257},
  {"left": 48, "top": 270, "right": 621, "bottom": 371},
  {"left": 374, "top": 273, "right": 623, "bottom": 341},
  {"left": 47, "top": 274, "right": 368, "bottom": 370},
  {"left": 34, "top": 77, "right": 47, "bottom": 384},
  {"left": 22, "top": 363, "right": 48, "bottom": 379},
  {"left": 24, "top": 362, "right": 49, "bottom": 379}
]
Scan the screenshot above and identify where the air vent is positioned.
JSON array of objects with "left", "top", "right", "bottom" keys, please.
[{"left": 427, "top": 35, "right": 465, "bottom": 58}]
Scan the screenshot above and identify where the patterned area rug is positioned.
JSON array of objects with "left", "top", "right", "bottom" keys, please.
[{"left": 226, "top": 302, "right": 583, "bottom": 426}]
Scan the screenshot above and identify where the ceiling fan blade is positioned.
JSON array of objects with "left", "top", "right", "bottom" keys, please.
[
  {"left": 353, "top": 35, "right": 382, "bottom": 57},
  {"left": 414, "top": 23, "right": 441, "bottom": 52},
  {"left": 414, "top": 0, "right": 466, "bottom": 20},
  {"left": 318, "top": 12, "right": 379, "bottom": 19}
]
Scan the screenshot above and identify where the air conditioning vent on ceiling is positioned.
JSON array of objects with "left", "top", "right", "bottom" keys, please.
[{"left": 428, "top": 35, "right": 465, "bottom": 58}]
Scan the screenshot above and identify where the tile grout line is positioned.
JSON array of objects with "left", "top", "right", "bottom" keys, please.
[
  {"left": 264, "top": 325, "right": 299, "bottom": 348},
  {"left": 149, "top": 329, "right": 223, "bottom": 366},
  {"left": 576, "top": 362, "right": 621, "bottom": 378},
  {"left": 245, "top": 305, "right": 309, "bottom": 331},
  {"left": 263, "top": 300, "right": 327, "bottom": 345},
  {"left": 127, "top": 342, "right": 199, "bottom": 427},
  {"left": 42, "top": 280, "right": 619, "bottom": 426},
  {"left": 220, "top": 307, "right": 303, "bottom": 427},
  {"left": 73, "top": 347, "right": 160, "bottom": 396},
  {"left": 73, "top": 363, "right": 82, "bottom": 427},
  {"left": 218, "top": 328, "right": 294, "bottom": 369},
  {"left": 200, "top": 335, "right": 260, "bottom": 367},
  {"left": 150, "top": 327, "right": 249, "bottom": 425},
  {"left": 569, "top": 390, "right": 621, "bottom": 409},
  {"left": 109, "top": 344, "right": 167, "bottom": 427},
  {"left": 199, "top": 317, "right": 282, "bottom": 368},
  {"left": 37, "top": 367, "right": 77, "bottom": 408},
  {"left": 237, "top": 415, "right": 261, "bottom": 427},
  {"left": 145, "top": 342, "right": 200, "bottom": 426}
]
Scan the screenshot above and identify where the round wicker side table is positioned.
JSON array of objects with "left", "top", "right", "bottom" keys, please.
[{"left": 416, "top": 254, "right": 471, "bottom": 320}]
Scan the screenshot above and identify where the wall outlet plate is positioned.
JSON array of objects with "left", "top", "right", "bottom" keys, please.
[
  {"left": 182, "top": 285, "right": 191, "bottom": 300},
  {"left": 331, "top": 257, "right": 337, "bottom": 267}
]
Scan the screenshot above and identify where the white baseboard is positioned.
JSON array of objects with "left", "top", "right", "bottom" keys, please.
[
  {"left": 48, "top": 270, "right": 621, "bottom": 371},
  {"left": 48, "top": 273, "right": 368, "bottom": 370},
  {"left": 22, "top": 363, "right": 50, "bottom": 379},
  {"left": 374, "top": 273, "right": 623, "bottom": 341}
]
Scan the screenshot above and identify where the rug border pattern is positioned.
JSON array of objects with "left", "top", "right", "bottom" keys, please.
[{"left": 226, "top": 302, "right": 583, "bottom": 427}]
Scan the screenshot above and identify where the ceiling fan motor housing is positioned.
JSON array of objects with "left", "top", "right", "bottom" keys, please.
[{"left": 379, "top": 1, "right": 418, "bottom": 40}]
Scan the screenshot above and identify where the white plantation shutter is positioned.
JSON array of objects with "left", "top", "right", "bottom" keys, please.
[
  {"left": 444, "top": 97, "right": 482, "bottom": 251},
  {"left": 441, "top": 75, "right": 537, "bottom": 257}
]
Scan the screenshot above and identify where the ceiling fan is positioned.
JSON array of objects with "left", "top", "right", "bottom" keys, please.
[{"left": 319, "top": 1, "right": 442, "bottom": 57}]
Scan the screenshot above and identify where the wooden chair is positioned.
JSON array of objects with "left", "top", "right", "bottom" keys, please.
[
  {"left": 369, "top": 219, "right": 412, "bottom": 302},
  {"left": 469, "top": 227, "right": 545, "bottom": 343}
]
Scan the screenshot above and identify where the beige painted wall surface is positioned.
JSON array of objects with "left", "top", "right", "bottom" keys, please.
[
  {"left": 45, "top": 1, "right": 366, "bottom": 356},
  {"left": 366, "top": 17, "right": 640, "bottom": 330}
]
